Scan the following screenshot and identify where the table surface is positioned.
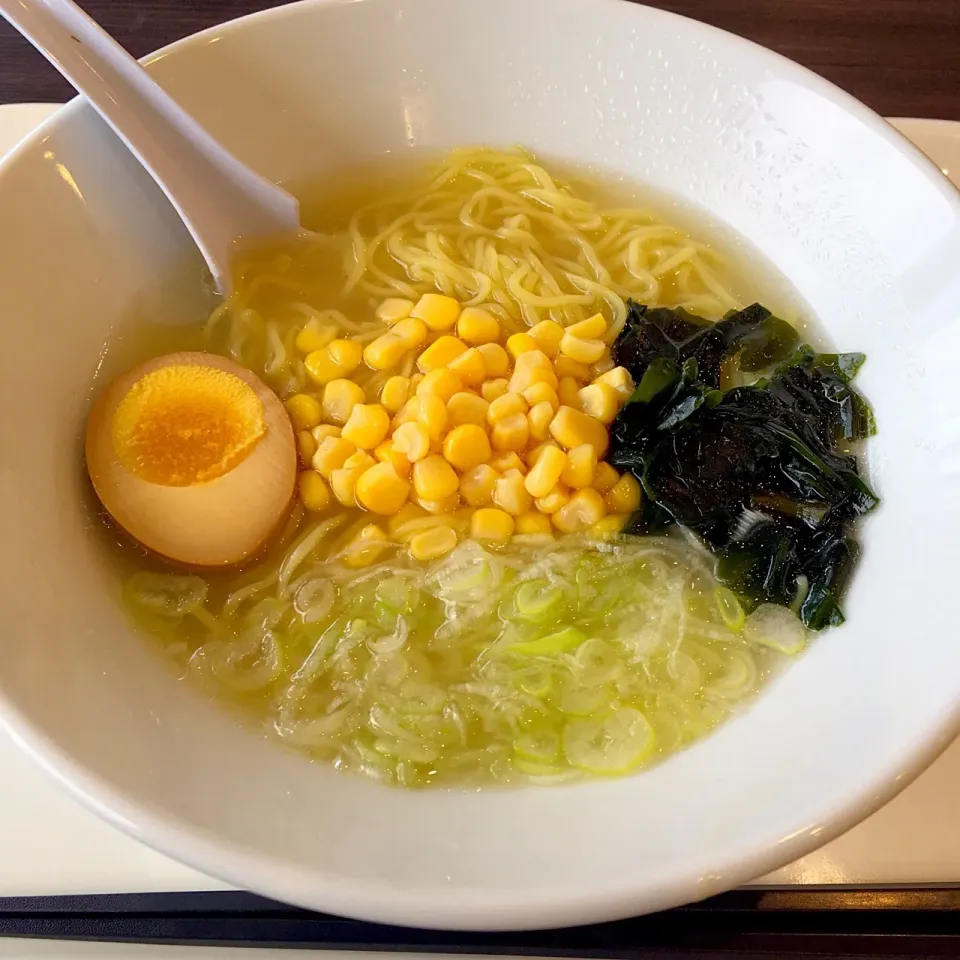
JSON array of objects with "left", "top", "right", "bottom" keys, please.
[{"left": 0, "top": 0, "right": 959, "bottom": 120}]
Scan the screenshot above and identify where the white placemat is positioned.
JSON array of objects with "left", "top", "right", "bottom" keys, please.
[{"left": 1, "top": 104, "right": 959, "bottom": 900}]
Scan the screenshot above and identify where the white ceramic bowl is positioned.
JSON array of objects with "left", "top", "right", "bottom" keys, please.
[{"left": 1, "top": 0, "right": 959, "bottom": 931}]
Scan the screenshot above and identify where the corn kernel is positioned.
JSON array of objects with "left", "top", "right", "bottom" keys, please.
[
  {"left": 596, "top": 366, "right": 635, "bottom": 400},
  {"left": 392, "top": 515, "right": 451, "bottom": 541},
  {"left": 393, "top": 421, "right": 431, "bottom": 462},
  {"left": 297, "top": 429, "right": 317, "bottom": 466},
  {"left": 560, "top": 334, "right": 605, "bottom": 365},
  {"left": 553, "top": 487, "right": 607, "bottom": 533},
  {"left": 457, "top": 307, "right": 500, "bottom": 345},
  {"left": 487, "top": 392, "right": 528, "bottom": 424},
  {"left": 506, "top": 332, "right": 538, "bottom": 359},
  {"left": 493, "top": 469, "right": 533, "bottom": 516},
  {"left": 388, "top": 502, "right": 429, "bottom": 535},
  {"left": 374, "top": 439, "right": 412, "bottom": 479},
  {"left": 417, "top": 492, "right": 461, "bottom": 514},
  {"left": 329, "top": 339, "right": 363, "bottom": 371},
  {"left": 526, "top": 441, "right": 559, "bottom": 468},
  {"left": 391, "top": 317, "right": 428, "bottom": 349},
  {"left": 409, "top": 524, "right": 458, "bottom": 561},
  {"left": 329, "top": 464, "right": 366, "bottom": 507},
  {"left": 524, "top": 445, "right": 568, "bottom": 498},
  {"left": 605, "top": 473, "right": 642, "bottom": 514},
  {"left": 322, "top": 379, "right": 365, "bottom": 425},
  {"left": 477, "top": 343, "right": 510, "bottom": 378},
  {"left": 296, "top": 318, "right": 339, "bottom": 355},
  {"left": 528, "top": 401, "right": 555, "bottom": 442},
  {"left": 511, "top": 364, "right": 559, "bottom": 396},
  {"left": 514, "top": 348, "right": 552, "bottom": 369},
  {"left": 536, "top": 483, "right": 570, "bottom": 515},
  {"left": 380, "top": 376, "right": 412, "bottom": 415},
  {"left": 471, "top": 507, "right": 515, "bottom": 542},
  {"left": 443, "top": 424, "right": 491, "bottom": 472},
  {"left": 310, "top": 424, "right": 341, "bottom": 443},
  {"left": 593, "top": 461, "right": 620, "bottom": 493},
  {"left": 342, "top": 524, "right": 390, "bottom": 568},
  {"left": 460, "top": 464, "right": 499, "bottom": 506},
  {"left": 376, "top": 298, "right": 415, "bottom": 325},
  {"left": 516, "top": 512, "right": 554, "bottom": 535},
  {"left": 410, "top": 293, "right": 461, "bottom": 331},
  {"left": 481, "top": 377, "right": 509, "bottom": 402},
  {"left": 417, "top": 393, "right": 448, "bottom": 440},
  {"left": 528, "top": 320, "right": 565, "bottom": 358},
  {"left": 448, "top": 347, "right": 487, "bottom": 386},
  {"left": 417, "top": 368, "right": 463, "bottom": 403},
  {"left": 298, "top": 470, "right": 330, "bottom": 512},
  {"left": 561, "top": 444, "right": 597, "bottom": 489},
  {"left": 555, "top": 357, "right": 593, "bottom": 381},
  {"left": 355, "top": 461, "right": 411, "bottom": 515},
  {"left": 363, "top": 332, "right": 408, "bottom": 371},
  {"left": 410, "top": 373, "right": 423, "bottom": 389},
  {"left": 566, "top": 313, "right": 606, "bottom": 340},
  {"left": 591, "top": 352, "right": 615, "bottom": 376},
  {"left": 509, "top": 352, "right": 558, "bottom": 394},
  {"left": 341, "top": 403, "right": 390, "bottom": 450},
  {"left": 491, "top": 412, "right": 529, "bottom": 452},
  {"left": 312, "top": 436, "right": 357, "bottom": 478},
  {"left": 447, "top": 391, "right": 489, "bottom": 427},
  {"left": 343, "top": 450, "right": 377, "bottom": 471},
  {"left": 549, "top": 405, "right": 609, "bottom": 456},
  {"left": 578, "top": 382, "right": 620, "bottom": 424},
  {"left": 522, "top": 382, "right": 559, "bottom": 410},
  {"left": 491, "top": 451, "right": 526, "bottom": 474},
  {"left": 304, "top": 348, "right": 343, "bottom": 386},
  {"left": 392, "top": 396, "right": 420, "bottom": 428},
  {"left": 413, "top": 455, "right": 459, "bottom": 501},
  {"left": 417, "top": 335, "right": 467, "bottom": 372},
  {"left": 591, "top": 514, "right": 630, "bottom": 538},
  {"left": 284, "top": 393, "right": 323, "bottom": 430},
  {"left": 558, "top": 376, "right": 582, "bottom": 408}
]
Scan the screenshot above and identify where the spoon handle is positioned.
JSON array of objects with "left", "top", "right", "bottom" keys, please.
[{"left": 0, "top": 0, "right": 300, "bottom": 291}]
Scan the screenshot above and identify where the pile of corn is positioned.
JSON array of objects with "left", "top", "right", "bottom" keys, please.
[{"left": 284, "top": 294, "right": 642, "bottom": 565}]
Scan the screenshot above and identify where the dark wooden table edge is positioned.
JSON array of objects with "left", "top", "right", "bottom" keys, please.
[{"left": 5, "top": 887, "right": 960, "bottom": 957}]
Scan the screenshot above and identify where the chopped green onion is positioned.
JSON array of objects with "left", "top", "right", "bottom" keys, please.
[
  {"left": 134, "top": 527, "right": 785, "bottom": 788},
  {"left": 713, "top": 586, "right": 745, "bottom": 632},
  {"left": 376, "top": 576, "right": 419, "bottom": 614},
  {"left": 559, "top": 684, "right": 610, "bottom": 716},
  {"left": 573, "top": 639, "right": 624, "bottom": 685},
  {"left": 374, "top": 737, "right": 439, "bottom": 764},
  {"left": 563, "top": 707, "right": 655, "bottom": 775},
  {"left": 743, "top": 603, "right": 806, "bottom": 655},
  {"left": 393, "top": 680, "right": 446, "bottom": 715},
  {"left": 127, "top": 572, "right": 207, "bottom": 618},
  {"left": 514, "top": 730, "right": 560, "bottom": 763},
  {"left": 512, "top": 757, "right": 569, "bottom": 778},
  {"left": 513, "top": 579, "right": 564, "bottom": 622},
  {"left": 517, "top": 665, "right": 555, "bottom": 698},
  {"left": 507, "top": 626, "right": 588, "bottom": 657}
]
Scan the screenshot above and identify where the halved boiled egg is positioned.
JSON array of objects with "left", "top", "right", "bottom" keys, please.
[{"left": 86, "top": 351, "right": 296, "bottom": 566}]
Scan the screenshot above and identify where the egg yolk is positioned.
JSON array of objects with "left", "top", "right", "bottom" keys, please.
[{"left": 110, "top": 365, "right": 266, "bottom": 486}]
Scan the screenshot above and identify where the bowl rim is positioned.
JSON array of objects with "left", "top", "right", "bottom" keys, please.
[{"left": 2, "top": 0, "right": 960, "bottom": 931}]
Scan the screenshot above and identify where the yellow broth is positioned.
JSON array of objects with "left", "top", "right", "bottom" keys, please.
[{"left": 97, "top": 147, "right": 810, "bottom": 787}]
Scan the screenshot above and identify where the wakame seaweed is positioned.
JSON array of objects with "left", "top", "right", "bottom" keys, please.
[{"left": 609, "top": 300, "right": 879, "bottom": 630}]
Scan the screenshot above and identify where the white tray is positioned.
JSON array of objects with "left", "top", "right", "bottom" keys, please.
[{"left": 2, "top": 104, "right": 959, "bottom": 899}]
